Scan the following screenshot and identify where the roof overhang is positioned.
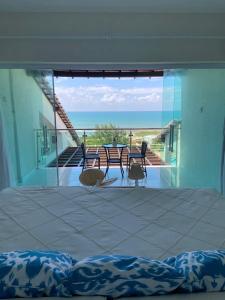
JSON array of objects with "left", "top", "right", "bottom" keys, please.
[{"left": 53, "top": 69, "right": 164, "bottom": 78}]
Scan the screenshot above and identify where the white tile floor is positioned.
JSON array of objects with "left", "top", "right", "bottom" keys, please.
[{"left": 24, "top": 166, "right": 172, "bottom": 188}]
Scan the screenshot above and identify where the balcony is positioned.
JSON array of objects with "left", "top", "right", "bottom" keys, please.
[{"left": 30, "top": 127, "right": 173, "bottom": 187}]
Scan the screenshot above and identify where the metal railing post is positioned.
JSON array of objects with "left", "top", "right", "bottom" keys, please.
[
  {"left": 83, "top": 130, "right": 87, "bottom": 145},
  {"left": 36, "top": 130, "right": 40, "bottom": 169},
  {"left": 129, "top": 129, "right": 133, "bottom": 150}
]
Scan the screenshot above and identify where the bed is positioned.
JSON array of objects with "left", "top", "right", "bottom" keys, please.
[
  {"left": 0, "top": 186, "right": 225, "bottom": 299},
  {"left": 125, "top": 294, "right": 225, "bottom": 299},
  {"left": 8, "top": 294, "right": 225, "bottom": 300}
]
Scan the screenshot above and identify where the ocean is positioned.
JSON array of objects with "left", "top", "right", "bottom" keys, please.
[{"left": 68, "top": 111, "right": 175, "bottom": 129}]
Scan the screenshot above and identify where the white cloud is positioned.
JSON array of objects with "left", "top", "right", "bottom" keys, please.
[{"left": 55, "top": 83, "right": 163, "bottom": 111}]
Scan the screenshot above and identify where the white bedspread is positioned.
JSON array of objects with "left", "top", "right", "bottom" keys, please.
[{"left": 0, "top": 186, "right": 224, "bottom": 260}]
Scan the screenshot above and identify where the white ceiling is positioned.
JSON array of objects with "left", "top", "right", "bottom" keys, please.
[{"left": 1, "top": 0, "right": 225, "bottom": 13}]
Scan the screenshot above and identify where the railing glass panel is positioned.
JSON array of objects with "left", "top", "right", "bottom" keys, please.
[{"left": 36, "top": 128, "right": 167, "bottom": 172}]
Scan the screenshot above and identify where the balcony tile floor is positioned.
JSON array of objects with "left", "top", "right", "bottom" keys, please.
[
  {"left": 59, "top": 166, "right": 171, "bottom": 188},
  {"left": 24, "top": 166, "right": 173, "bottom": 188}
]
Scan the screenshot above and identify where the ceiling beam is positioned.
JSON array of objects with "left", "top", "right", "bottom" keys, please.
[{"left": 53, "top": 69, "right": 163, "bottom": 78}]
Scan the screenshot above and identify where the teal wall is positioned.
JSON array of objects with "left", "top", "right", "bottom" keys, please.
[
  {"left": 161, "top": 69, "right": 225, "bottom": 192},
  {"left": 179, "top": 69, "right": 225, "bottom": 191},
  {"left": 0, "top": 69, "right": 76, "bottom": 186}
]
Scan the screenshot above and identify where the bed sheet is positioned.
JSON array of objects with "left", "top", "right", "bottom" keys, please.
[{"left": 0, "top": 186, "right": 224, "bottom": 260}]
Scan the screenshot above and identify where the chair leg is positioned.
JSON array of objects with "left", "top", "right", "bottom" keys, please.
[
  {"left": 128, "top": 157, "right": 131, "bottom": 170},
  {"left": 144, "top": 157, "right": 147, "bottom": 176},
  {"left": 98, "top": 158, "right": 100, "bottom": 169},
  {"left": 82, "top": 158, "right": 85, "bottom": 171},
  {"left": 120, "top": 160, "right": 124, "bottom": 177},
  {"left": 105, "top": 160, "right": 109, "bottom": 177},
  {"left": 105, "top": 165, "right": 109, "bottom": 177}
]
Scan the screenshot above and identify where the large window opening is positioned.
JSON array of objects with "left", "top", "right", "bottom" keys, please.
[
  {"left": 0, "top": 68, "right": 224, "bottom": 193},
  {"left": 52, "top": 70, "right": 169, "bottom": 187}
]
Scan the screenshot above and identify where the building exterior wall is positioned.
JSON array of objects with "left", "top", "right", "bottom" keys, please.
[{"left": 0, "top": 69, "right": 76, "bottom": 186}]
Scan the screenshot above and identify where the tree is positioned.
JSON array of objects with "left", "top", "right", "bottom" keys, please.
[{"left": 89, "top": 124, "right": 129, "bottom": 146}]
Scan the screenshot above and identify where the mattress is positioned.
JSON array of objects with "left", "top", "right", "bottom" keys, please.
[
  {"left": 7, "top": 294, "right": 225, "bottom": 300},
  {"left": 0, "top": 186, "right": 225, "bottom": 259},
  {"left": 1, "top": 186, "right": 225, "bottom": 299}
]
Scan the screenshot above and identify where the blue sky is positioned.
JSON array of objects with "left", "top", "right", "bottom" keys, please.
[{"left": 55, "top": 76, "right": 163, "bottom": 112}]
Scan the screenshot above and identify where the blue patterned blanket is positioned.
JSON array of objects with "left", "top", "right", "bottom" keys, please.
[{"left": 0, "top": 250, "right": 225, "bottom": 298}]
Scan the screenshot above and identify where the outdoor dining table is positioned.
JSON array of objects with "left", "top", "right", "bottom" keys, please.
[{"left": 102, "top": 143, "right": 127, "bottom": 176}]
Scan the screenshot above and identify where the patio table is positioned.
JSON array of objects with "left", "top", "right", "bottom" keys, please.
[{"left": 102, "top": 143, "right": 127, "bottom": 176}]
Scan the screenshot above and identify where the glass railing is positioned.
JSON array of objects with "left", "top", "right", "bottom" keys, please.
[
  {"left": 76, "top": 128, "right": 164, "bottom": 148},
  {"left": 34, "top": 125, "right": 182, "bottom": 188},
  {"left": 35, "top": 127, "right": 168, "bottom": 168},
  {"left": 35, "top": 128, "right": 77, "bottom": 168}
]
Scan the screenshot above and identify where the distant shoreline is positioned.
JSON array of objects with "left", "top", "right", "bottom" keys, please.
[
  {"left": 68, "top": 110, "right": 163, "bottom": 112},
  {"left": 67, "top": 111, "right": 178, "bottom": 129}
]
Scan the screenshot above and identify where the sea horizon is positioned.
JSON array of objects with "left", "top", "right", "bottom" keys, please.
[
  {"left": 68, "top": 110, "right": 162, "bottom": 112},
  {"left": 68, "top": 111, "right": 177, "bottom": 129}
]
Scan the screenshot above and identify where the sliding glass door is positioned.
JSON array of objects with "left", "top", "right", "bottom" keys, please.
[
  {"left": 161, "top": 70, "right": 182, "bottom": 187},
  {"left": 0, "top": 69, "right": 58, "bottom": 187}
]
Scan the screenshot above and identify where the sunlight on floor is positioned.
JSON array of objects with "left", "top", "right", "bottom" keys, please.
[{"left": 24, "top": 166, "right": 173, "bottom": 188}]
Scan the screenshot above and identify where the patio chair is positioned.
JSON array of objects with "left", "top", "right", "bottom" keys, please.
[
  {"left": 81, "top": 143, "right": 100, "bottom": 170},
  {"left": 127, "top": 141, "right": 148, "bottom": 175}
]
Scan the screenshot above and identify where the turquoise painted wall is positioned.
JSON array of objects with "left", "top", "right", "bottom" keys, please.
[
  {"left": 179, "top": 69, "right": 225, "bottom": 191},
  {"left": 161, "top": 69, "right": 225, "bottom": 192},
  {"left": 0, "top": 69, "right": 76, "bottom": 186}
]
